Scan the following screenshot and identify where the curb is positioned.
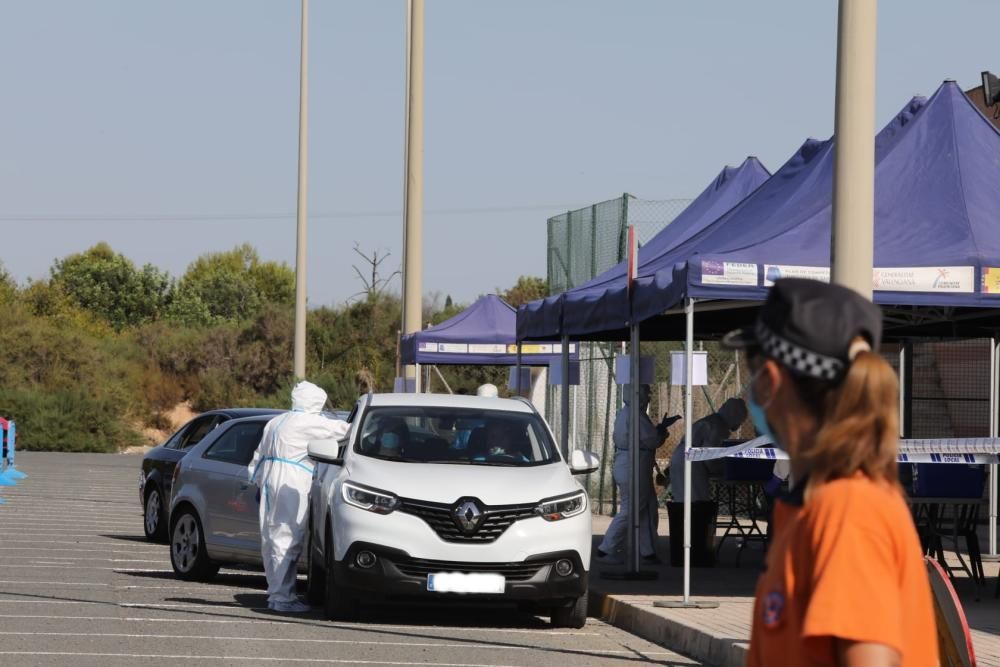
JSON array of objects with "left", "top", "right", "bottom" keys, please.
[{"left": 589, "top": 591, "right": 749, "bottom": 667}]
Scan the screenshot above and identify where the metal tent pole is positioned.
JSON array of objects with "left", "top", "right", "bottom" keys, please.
[
  {"left": 990, "top": 338, "right": 999, "bottom": 559},
  {"left": 561, "top": 334, "right": 571, "bottom": 460},
  {"left": 628, "top": 322, "right": 641, "bottom": 575},
  {"left": 656, "top": 298, "right": 716, "bottom": 608},
  {"left": 515, "top": 342, "right": 523, "bottom": 396},
  {"left": 682, "top": 298, "right": 694, "bottom": 602}
]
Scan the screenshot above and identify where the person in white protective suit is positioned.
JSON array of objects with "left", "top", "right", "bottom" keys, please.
[
  {"left": 597, "top": 385, "right": 679, "bottom": 564},
  {"left": 669, "top": 397, "right": 748, "bottom": 502},
  {"left": 476, "top": 383, "right": 499, "bottom": 398},
  {"left": 250, "top": 381, "right": 350, "bottom": 613}
]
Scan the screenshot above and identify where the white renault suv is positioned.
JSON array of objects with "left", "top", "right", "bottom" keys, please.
[{"left": 305, "top": 393, "right": 599, "bottom": 628}]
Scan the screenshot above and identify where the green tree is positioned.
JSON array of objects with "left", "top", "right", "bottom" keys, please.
[
  {"left": 170, "top": 244, "right": 294, "bottom": 324},
  {"left": 50, "top": 243, "right": 171, "bottom": 330},
  {"left": 501, "top": 275, "right": 547, "bottom": 307}
]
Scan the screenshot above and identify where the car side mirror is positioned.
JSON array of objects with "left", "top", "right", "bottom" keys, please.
[
  {"left": 569, "top": 450, "right": 600, "bottom": 475},
  {"left": 308, "top": 438, "right": 343, "bottom": 465}
]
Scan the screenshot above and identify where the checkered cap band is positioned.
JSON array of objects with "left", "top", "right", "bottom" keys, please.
[{"left": 755, "top": 321, "right": 844, "bottom": 381}]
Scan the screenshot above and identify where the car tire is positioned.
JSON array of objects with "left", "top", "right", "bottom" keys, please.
[
  {"left": 170, "top": 507, "right": 219, "bottom": 582},
  {"left": 305, "top": 523, "right": 326, "bottom": 606},
  {"left": 143, "top": 485, "right": 168, "bottom": 543},
  {"left": 322, "top": 528, "right": 359, "bottom": 621},
  {"left": 551, "top": 590, "right": 588, "bottom": 629}
]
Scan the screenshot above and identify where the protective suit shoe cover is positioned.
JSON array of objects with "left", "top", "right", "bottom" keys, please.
[{"left": 268, "top": 600, "right": 311, "bottom": 613}]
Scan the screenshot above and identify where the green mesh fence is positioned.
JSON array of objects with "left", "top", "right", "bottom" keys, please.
[{"left": 544, "top": 195, "right": 695, "bottom": 514}]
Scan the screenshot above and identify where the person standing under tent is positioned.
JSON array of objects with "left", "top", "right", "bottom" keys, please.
[
  {"left": 668, "top": 397, "right": 748, "bottom": 502},
  {"left": 250, "top": 381, "right": 350, "bottom": 613},
  {"left": 597, "top": 384, "right": 679, "bottom": 564},
  {"left": 725, "top": 279, "right": 936, "bottom": 666}
]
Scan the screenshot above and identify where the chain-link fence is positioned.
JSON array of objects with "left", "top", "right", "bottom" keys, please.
[
  {"left": 544, "top": 194, "right": 698, "bottom": 514},
  {"left": 546, "top": 195, "right": 692, "bottom": 294}
]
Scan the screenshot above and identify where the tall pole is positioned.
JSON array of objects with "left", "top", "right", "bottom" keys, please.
[
  {"left": 292, "top": 0, "right": 309, "bottom": 379},
  {"left": 682, "top": 298, "right": 694, "bottom": 603},
  {"left": 830, "top": 0, "right": 877, "bottom": 298},
  {"left": 402, "top": 0, "right": 425, "bottom": 386}
]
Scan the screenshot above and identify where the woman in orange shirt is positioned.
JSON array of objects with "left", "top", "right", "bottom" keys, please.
[{"left": 725, "top": 278, "right": 937, "bottom": 667}]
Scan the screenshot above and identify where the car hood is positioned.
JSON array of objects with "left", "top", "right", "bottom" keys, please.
[{"left": 345, "top": 455, "right": 581, "bottom": 506}]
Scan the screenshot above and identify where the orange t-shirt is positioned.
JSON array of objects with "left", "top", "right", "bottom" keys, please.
[{"left": 747, "top": 476, "right": 938, "bottom": 666}]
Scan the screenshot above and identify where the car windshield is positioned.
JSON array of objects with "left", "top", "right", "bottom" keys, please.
[{"left": 355, "top": 406, "right": 559, "bottom": 466}]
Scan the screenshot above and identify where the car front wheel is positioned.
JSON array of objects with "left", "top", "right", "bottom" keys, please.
[
  {"left": 143, "top": 486, "right": 168, "bottom": 543},
  {"left": 305, "top": 522, "right": 326, "bottom": 606},
  {"left": 170, "top": 508, "right": 219, "bottom": 582},
  {"left": 551, "top": 591, "right": 588, "bottom": 629},
  {"left": 322, "top": 528, "right": 359, "bottom": 621}
]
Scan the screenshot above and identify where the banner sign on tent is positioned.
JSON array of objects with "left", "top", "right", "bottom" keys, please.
[
  {"left": 416, "top": 341, "right": 576, "bottom": 356},
  {"left": 701, "top": 260, "right": 757, "bottom": 286},
  {"left": 872, "top": 266, "right": 974, "bottom": 293},
  {"left": 765, "top": 265, "right": 831, "bottom": 286},
  {"left": 506, "top": 343, "right": 576, "bottom": 355},
  {"left": 982, "top": 268, "right": 1000, "bottom": 294}
]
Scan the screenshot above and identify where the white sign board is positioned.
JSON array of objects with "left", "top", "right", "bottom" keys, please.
[
  {"left": 614, "top": 355, "right": 655, "bottom": 385},
  {"left": 548, "top": 359, "right": 580, "bottom": 385},
  {"left": 670, "top": 351, "right": 709, "bottom": 386}
]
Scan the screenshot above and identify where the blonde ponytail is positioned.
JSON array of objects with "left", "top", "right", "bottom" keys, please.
[{"left": 800, "top": 349, "right": 900, "bottom": 490}]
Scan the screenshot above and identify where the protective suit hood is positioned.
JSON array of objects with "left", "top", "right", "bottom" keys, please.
[
  {"left": 291, "top": 381, "right": 327, "bottom": 414},
  {"left": 718, "top": 398, "right": 748, "bottom": 431},
  {"left": 622, "top": 384, "right": 651, "bottom": 405}
]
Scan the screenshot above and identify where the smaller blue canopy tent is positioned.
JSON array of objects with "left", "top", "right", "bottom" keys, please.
[
  {"left": 517, "top": 157, "right": 770, "bottom": 342},
  {"left": 401, "top": 294, "right": 575, "bottom": 366}
]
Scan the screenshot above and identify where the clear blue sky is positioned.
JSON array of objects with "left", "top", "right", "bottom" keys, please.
[{"left": 2, "top": 1, "right": 998, "bottom": 308}]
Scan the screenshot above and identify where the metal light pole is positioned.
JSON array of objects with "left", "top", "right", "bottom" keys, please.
[
  {"left": 830, "top": 0, "right": 878, "bottom": 297},
  {"left": 293, "top": 0, "right": 310, "bottom": 379},
  {"left": 402, "top": 0, "right": 425, "bottom": 388}
]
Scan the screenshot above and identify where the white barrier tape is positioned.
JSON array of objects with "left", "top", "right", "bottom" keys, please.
[{"left": 688, "top": 436, "right": 1000, "bottom": 464}]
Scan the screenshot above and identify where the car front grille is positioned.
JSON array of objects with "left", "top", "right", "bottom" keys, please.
[
  {"left": 397, "top": 498, "right": 538, "bottom": 543},
  {"left": 393, "top": 556, "right": 549, "bottom": 582}
]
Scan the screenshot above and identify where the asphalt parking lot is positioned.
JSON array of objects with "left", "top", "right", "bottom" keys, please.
[{"left": 0, "top": 452, "right": 701, "bottom": 666}]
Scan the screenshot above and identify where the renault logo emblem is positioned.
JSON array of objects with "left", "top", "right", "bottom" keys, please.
[{"left": 453, "top": 499, "right": 483, "bottom": 533}]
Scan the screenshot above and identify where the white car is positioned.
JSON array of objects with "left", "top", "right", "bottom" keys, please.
[{"left": 305, "top": 393, "right": 599, "bottom": 628}]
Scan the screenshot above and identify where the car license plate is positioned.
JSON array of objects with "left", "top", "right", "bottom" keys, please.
[{"left": 427, "top": 572, "right": 505, "bottom": 594}]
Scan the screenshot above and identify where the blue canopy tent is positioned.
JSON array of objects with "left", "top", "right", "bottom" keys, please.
[
  {"left": 401, "top": 294, "right": 575, "bottom": 366},
  {"left": 518, "top": 81, "right": 1000, "bottom": 592},
  {"left": 517, "top": 157, "right": 771, "bottom": 342}
]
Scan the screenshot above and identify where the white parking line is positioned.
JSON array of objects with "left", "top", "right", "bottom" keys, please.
[
  {"left": 0, "top": 540, "right": 160, "bottom": 548},
  {"left": 0, "top": 652, "right": 521, "bottom": 666},
  {"left": 0, "top": 581, "right": 110, "bottom": 587},
  {"left": 0, "top": 547, "right": 163, "bottom": 554},
  {"left": 0, "top": 614, "right": 600, "bottom": 636},
  {"left": 0, "top": 631, "right": 673, "bottom": 657}
]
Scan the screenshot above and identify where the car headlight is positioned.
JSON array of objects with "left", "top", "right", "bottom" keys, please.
[
  {"left": 536, "top": 491, "right": 587, "bottom": 521},
  {"left": 342, "top": 482, "right": 400, "bottom": 515}
]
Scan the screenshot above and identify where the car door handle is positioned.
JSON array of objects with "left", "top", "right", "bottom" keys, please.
[{"left": 240, "top": 483, "right": 252, "bottom": 491}]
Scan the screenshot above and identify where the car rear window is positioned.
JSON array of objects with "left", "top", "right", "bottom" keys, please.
[{"left": 355, "top": 406, "right": 559, "bottom": 467}]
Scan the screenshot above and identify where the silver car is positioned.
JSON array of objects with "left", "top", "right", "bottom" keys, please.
[{"left": 167, "top": 411, "right": 350, "bottom": 581}]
